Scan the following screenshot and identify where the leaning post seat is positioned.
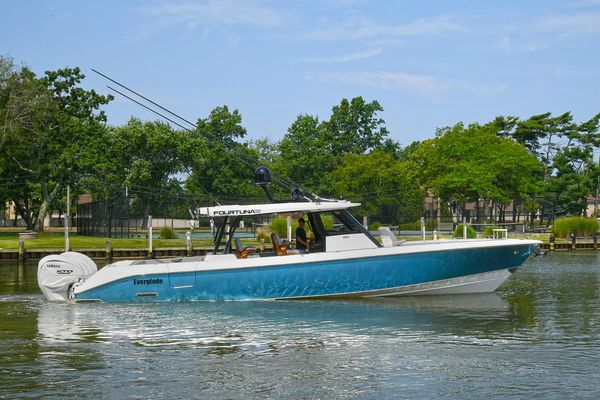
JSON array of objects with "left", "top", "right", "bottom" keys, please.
[
  {"left": 235, "top": 237, "right": 257, "bottom": 259},
  {"left": 270, "top": 233, "right": 298, "bottom": 256}
]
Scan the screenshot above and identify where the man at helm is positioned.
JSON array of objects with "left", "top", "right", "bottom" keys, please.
[{"left": 295, "top": 217, "right": 309, "bottom": 252}]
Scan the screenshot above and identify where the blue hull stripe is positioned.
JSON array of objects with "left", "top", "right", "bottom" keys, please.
[{"left": 75, "top": 244, "right": 536, "bottom": 302}]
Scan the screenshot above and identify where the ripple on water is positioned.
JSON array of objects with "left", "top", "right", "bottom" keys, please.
[{"left": 1, "top": 254, "right": 600, "bottom": 399}]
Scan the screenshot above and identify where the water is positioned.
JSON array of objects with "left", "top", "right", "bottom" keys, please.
[{"left": 1, "top": 252, "right": 599, "bottom": 399}]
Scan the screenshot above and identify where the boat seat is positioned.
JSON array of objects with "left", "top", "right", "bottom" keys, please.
[
  {"left": 270, "top": 233, "right": 298, "bottom": 256},
  {"left": 378, "top": 227, "right": 407, "bottom": 247},
  {"left": 235, "top": 237, "right": 257, "bottom": 259}
]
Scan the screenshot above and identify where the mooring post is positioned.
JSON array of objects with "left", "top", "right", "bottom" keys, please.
[
  {"left": 420, "top": 217, "right": 426, "bottom": 241},
  {"left": 433, "top": 230, "right": 438, "bottom": 240},
  {"left": 65, "top": 184, "right": 70, "bottom": 252},
  {"left": 571, "top": 234, "right": 576, "bottom": 251},
  {"left": 18, "top": 240, "right": 25, "bottom": 264},
  {"left": 148, "top": 215, "right": 153, "bottom": 259},
  {"left": 105, "top": 240, "right": 113, "bottom": 263},
  {"left": 186, "top": 230, "right": 192, "bottom": 257},
  {"left": 549, "top": 234, "right": 555, "bottom": 251},
  {"left": 463, "top": 217, "right": 467, "bottom": 239}
]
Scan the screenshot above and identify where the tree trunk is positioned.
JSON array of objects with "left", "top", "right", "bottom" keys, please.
[
  {"left": 34, "top": 182, "right": 62, "bottom": 232},
  {"left": 142, "top": 201, "right": 151, "bottom": 229},
  {"left": 12, "top": 199, "right": 35, "bottom": 230}
]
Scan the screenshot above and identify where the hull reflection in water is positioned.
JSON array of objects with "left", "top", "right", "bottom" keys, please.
[{"left": 36, "top": 293, "right": 518, "bottom": 350}]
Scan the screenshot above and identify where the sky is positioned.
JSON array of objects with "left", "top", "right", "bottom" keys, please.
[{"left": 1, "top": 0, "right": 600, "bottom": 146}]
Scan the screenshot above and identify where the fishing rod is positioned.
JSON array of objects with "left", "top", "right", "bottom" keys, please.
[{"left": 92, "top": 68, "right": 312, "bottom": 200}]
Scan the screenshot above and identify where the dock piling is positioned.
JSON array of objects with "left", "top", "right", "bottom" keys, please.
[
  {"left": 18, "top": 240, "right": 25, "bottom": 264},
  {"left": 186, "top": 231, "right": 192, "bottom": 257},
  {"left": 105, "top": 240, "right": 113, "bottom": 263}
]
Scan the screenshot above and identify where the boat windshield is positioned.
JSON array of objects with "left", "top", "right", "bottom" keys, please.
[{"left": 211, "top": 208, "right": 380, "bottom": 256}]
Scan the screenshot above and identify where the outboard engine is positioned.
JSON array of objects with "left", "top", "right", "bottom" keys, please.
[{"left": 38, "top": 252, "right": 97, "bottom": 301}]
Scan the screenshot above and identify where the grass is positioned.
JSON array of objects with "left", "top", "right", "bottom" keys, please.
[
  {"left": 553, "top": 217, "right": 599, "bottom": 238},
  {"left": 0, "top": 232, "right": 225, "bottom": 250}
]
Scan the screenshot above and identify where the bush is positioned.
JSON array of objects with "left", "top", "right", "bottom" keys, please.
[
  {"left": 397, "top": 221, "right": 421, "bottom": 230},
  {"left": 453, "top": 224, "right": 477, "bottom": 238},
  {"left": 553, "top": 217, "right": 599, "bottom": 238},
  {"left": 256, "top": 227, "right": 270, "bottom": 241},
  {"left": 159, "top": 226, "right": 178, "bottom": 239},
  {"left": 483, "top": 225, "right": 500, "bottom": 238},
  {"left": 369, "top": 221, "right": 382, "bottom": 230},
  {"left": 269, "top": 217, "right": 289, "bottom": 237}
]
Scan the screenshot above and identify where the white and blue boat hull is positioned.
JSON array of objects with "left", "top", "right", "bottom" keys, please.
[{"left": 71, "top": 240, "right": 539, "bottom": 302}]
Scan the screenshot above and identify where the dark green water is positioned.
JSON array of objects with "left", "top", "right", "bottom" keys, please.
[{"left": 1, "top": 252, "right": 599, "bottom": 399}]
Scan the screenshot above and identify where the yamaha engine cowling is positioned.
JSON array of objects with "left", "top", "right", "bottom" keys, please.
[{"left": 38, "top": 252, "right": 97, "bottom": 301}]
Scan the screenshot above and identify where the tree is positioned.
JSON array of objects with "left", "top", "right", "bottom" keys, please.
[
  {"left": 322, "top": 97, "right": 389, "bottom": 156},
  {"left": 277, "top": 114, "right": 334, "bottom": 194},
  {"left": 277, "top": 97, "right": 390, "bottom": 195},
  {"left": 186, "top": 106, "right": 262, "bottom": 204},
  {"left": 329, "top": 150, "right": 424, "bottom": 223},
  {"left": 105, "top": 118, "right": 190, "bottom": 225},
  {"left": 1, "top": 61, "right": 112, "bottom": 231},
  {"left": 413, "top": 123, "right": 541, "bottom": 221}
]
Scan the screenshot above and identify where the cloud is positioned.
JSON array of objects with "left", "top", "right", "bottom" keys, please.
[
  {"left": 313, "top": 70, "right": 506, "bottom": 101},
  {"left": 314, "top": 70, "right": 448, "bottom": 100},
  {"left": 305, "top": 15, "right": 464, "bottom": 42},
  {"left": 298, "top": 48, "right": 383, "bottom": 64},
  {"left": 536, "top": 13, "right": 600, "bottom": 36},
  {"left": 141, "top": 0, "right": 281, "bottom": 29}
]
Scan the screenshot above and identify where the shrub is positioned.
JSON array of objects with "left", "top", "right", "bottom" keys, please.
[
  {"left": 159, "top": 226, "right": 178, "bottom": 239},
  {"left": 269, "top": 217, "right": 289, "bottom": 237},
  {"left": 397, "top": 221, "right": 421, "bottom": 230},
  {"left": 321, "top": 214, "right": 334, "bottom": 230},
  {"left": 453, "top": 224, "right": 477, "bottom": 238},
  {"left": 369, "top": 221, "right": 382, "bottom": 230},
  {"left": 256, "top": 227, "right": 270, "bottom": 241},
  {"left": 553, "top": 217, "right": 599, "bottom": 238},
  {"left": 483, "top": 225, "right": 500, "bottom": 238}
]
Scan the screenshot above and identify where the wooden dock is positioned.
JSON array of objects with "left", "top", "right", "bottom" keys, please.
[
  {"left": 0, "top": 247, "right": 214, "bottom": 263},
  {"left": 0, "top": 237, "right": 597, "bottom": 263}
]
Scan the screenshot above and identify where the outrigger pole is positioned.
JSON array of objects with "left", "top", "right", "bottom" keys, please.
[{"left": 91, "top": 68, "right": 315, "bottom": 203}]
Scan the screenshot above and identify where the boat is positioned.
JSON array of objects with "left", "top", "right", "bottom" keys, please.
[{"left": 37, "top": 168, "right": 541, "bottom": 302}]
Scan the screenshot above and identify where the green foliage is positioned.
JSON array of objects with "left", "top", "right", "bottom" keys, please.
[
  {"left": 453, "top": 224, "right": 477, "bottom": 238},
  {"left": 483, "top": 225, "right": 501, "bottom": 237},
  {"left": 0, "top": 59, "right": 112, "bottom": 231},
  {"left": 329, "top": 150, "right": 425, "bottom": 223},
  {"left": 269, "top": 217, "right": 290, "bottom": 237},
  {"left": 322, "top": 97, "right": 389, "bottom": 156},
  {"left": 321, "top": 214, "right": 335, "bottom": 230},
  {"left": 256, "top": 227, "right": 270, "bottom": 241},
  {"left": 397, "top": 221, "right": 421, "bottom": 230},
  {"left": 413, "top": 123, "right": 542, "bottom": 210},
  {"left": 186, "top": 105, "right": 261, "bottom": 204},
  {"left": 277, "top": 97, "right": 391, "bottom": 194},
  {"left": 369, "top": 221, "right": 382, "bottom": 230},
  {"left": 159, "top": 226, "right": 178, "bottom": 239},
  {"left": 553, "top": 217, "right": 599, "bottom": 238}
]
